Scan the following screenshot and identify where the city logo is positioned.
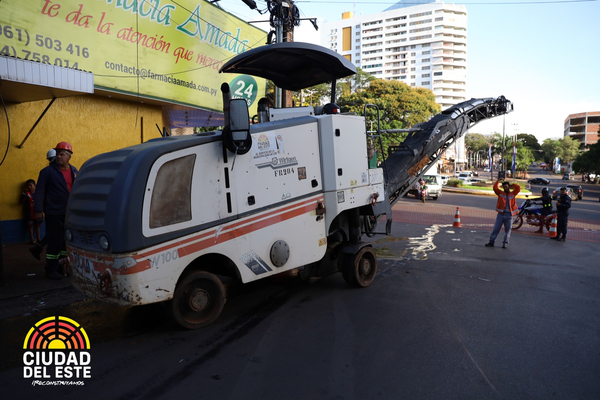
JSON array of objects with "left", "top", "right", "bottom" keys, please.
[{"left": 23, "top": 316, "right": 92, "bottom": 384}]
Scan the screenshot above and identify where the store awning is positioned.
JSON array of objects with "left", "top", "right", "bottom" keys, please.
[{"left": 0, "top": 55, "right": 94, "bottom": 103}]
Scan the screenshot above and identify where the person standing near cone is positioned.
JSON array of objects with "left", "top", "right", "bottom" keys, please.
[
  {"left": 552, "top": 187, "right": 571, "bottom": 242},
  {"left": 485, "top": 180, "right": 520, "bottom": 249},
  {"left": 34, "top": 142, "right": 78, "bottom": 279},
  {"left": 535, "top": 187, "right": 553, "bottom": 233}
]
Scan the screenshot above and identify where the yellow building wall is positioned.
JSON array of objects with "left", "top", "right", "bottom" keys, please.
[{"left": 0, "top": 95, "right": 164, "bottom": 227}]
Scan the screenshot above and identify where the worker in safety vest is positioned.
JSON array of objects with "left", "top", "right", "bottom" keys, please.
[{"left": 485, "top": 180, "right": 520, "bottom": 249}]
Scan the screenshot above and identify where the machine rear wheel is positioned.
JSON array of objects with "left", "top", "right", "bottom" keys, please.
[
  {"left": 171, "top": 271, "right": 226, "bottom": 329},
  {"left": 512, "top": 215, "right": 523, "bottom": 230},
  {"left": 341, "top": 247, "right": 377, "bottom": 288}
]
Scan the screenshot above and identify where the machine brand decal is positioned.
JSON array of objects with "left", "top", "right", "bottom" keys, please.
[
  {"left": 256, "top": 156, "right": 298, "bottom": 170},
  {"left": 240, "top": 251, "right": 272, "bottom": 275},
  {"left": 252, "top": 132, "right": 284, "bottom": 163},
  {"left": 318, "top": 238, "right": 327, "bottom": 246},
  {"left": 350, "top": 179, "right": 358, "bottom": 186},
  {"left": 298, "top": 167, "right": 307, "bottom": 180},
  {"left": 281, "top": 192, "right": 291, "bottom": 200}
]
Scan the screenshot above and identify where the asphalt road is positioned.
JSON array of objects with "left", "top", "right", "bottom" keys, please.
[{"left": 1, "top": 203, "right": 599, "bottom": 399}]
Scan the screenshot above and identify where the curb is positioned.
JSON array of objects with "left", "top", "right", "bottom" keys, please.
[{"left": 442, "top": 186, "right": 533, "bottom": 198}]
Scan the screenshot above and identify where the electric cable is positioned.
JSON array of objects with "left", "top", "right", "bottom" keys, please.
[{"left": 0, "top": 77, "right": 11, "bottom": 167}]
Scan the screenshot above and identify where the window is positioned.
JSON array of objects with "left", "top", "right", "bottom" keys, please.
[
  {"left": 150, "top": 154, "right": 195, "bottom": 228},
  {"left": 422, "top": 58, "right": 430, "bottom": 62},
  {"left": 421, "top": 73, "right": 430, "bottom": 78},
  {"left": 422, "top": 81, "right": 430, "bottom": 85},
  {"left": 422, "top": 66, "right": 430, "bottom": 70},
  {"left": 434, "top": 71, "right": 443, "bottom": 76},
  {"left": 422, "top": 50, "right": 430, "bottom": 55}
]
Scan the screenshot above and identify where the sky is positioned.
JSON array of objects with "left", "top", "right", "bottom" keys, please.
[{"left": 217, "top": 0, "right": 600, "bottom": 144}]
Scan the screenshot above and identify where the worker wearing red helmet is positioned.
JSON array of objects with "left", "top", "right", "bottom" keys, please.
[{"left": 34, "top": 142, "right": 78, "bottom": 280}]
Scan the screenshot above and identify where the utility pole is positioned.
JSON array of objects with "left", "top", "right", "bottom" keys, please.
[
  {"left": 246, "top": 0, "right": 318, "bottom": 108},
  {"left": 280, "top": 0, "right": 294, "bottom": 108}
]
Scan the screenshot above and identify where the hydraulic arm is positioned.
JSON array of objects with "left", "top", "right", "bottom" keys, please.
[{"left": 380, "top": 96, "right": 513, "bottom": 206}]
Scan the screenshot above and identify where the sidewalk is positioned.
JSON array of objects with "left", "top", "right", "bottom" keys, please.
[{"left": 0, "top": 242, "right": 84, "bottom": 320}]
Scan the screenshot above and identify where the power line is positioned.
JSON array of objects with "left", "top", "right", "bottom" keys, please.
[{"left": 296, "top": 0, "right": 596, "bottom": 5}]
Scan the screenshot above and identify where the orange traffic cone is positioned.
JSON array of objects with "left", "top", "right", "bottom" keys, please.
[
  {"left": 453, "top": 207, "right": 461, "bottom": 228},
  {"left": 548, "top": 214, "right": 557, "bottom": 238}
]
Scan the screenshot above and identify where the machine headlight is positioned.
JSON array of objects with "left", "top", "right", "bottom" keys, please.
[
  {"left": 65, "top": 229, "right": 73, "bottom": 242},
  {"left": 99, "top": 235, "right": 110, "bottom": 251}
]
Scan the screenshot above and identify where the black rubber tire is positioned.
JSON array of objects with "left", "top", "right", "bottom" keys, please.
[
  {"left": 512, "top": 215, "right": 523, "bottom": 230},
  {"left": 342, "top": 247, "right": 377, "bottom": 288},
  {"left": 171, "top": 271, "right": 226, "bottom": 329},
  {"left": 339, "top": 253, "right": 357, "bottom": 286}
]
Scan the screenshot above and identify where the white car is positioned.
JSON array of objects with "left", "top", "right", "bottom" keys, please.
[{"left": 440, "top": 176, "right": 450, "bottom": 186}]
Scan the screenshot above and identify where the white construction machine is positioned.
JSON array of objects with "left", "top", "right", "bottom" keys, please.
[{"left": 65, "top": 42, "right": 513, "bottom": 328}]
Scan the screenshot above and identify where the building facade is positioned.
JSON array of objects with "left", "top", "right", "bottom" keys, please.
[
  {"left": 564, "top": 112, "right": 600, "bottom": 150},
  {"left": 321, "top": 0, "right": 467, "bottom": 110},
  {"left": 321, "top": 0, "right": 468, "bottom": 171}
]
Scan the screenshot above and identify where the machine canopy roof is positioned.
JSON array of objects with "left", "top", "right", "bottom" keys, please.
[{"left": 219, "top": 42, "right": 357, "bottom": 91}]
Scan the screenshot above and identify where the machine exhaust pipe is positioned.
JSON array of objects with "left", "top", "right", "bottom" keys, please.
[{"left": 221, "top": 83, "right": 232, "bottom": 126}]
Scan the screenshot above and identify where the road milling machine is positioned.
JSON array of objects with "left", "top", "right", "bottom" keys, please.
[{"left": 65, "top": 42, "right": 513, "bottom": 328}]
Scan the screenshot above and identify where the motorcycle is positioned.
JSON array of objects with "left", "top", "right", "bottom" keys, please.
[
  {"left": 512, "top": 196, "right": 555, "bottom": 231},
  {"left": 419, "top": 185, "right": 427, "bottom": 203}
]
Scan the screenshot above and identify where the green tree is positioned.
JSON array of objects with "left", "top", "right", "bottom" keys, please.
[
  {"left": 573, "top": 141, "right": 600, "bottom": 173},
  {"left": 336, "top": 79, "right": 440, "bottom": 160},
  {"left": 507, "top": 142, "right": 534, "bottom": 177},
  {"left": 541, "top": 138, "right": 561, "bottom": 164},
  {"left": 291, "top": 67, "right": 376, "bottom": 107},
  {"left": 337, "top": 67, "right": 376, "bottom": 99},
  {"left": 465, "top": 133, "right": 489, "bottom": 153},
  {"left": 557, "top": 136, "right": 581, "bottom": 163}
]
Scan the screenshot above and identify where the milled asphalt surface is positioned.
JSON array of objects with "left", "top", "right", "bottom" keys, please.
[{"left": 2, "top": 213, "right": 598, "bottom": 399}]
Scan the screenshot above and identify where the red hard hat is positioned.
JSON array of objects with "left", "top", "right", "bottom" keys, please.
[{"left": 54, "top": 142, "right": 73, "bottom": 154}]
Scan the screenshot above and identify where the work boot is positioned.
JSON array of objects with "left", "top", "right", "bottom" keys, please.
[{"left": 485, "top": 242, "right": 494, "bottom": 247}]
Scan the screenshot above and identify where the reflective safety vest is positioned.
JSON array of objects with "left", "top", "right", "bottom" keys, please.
[{"left": 493, "top": 181, "right": 520, "bottom": 215}]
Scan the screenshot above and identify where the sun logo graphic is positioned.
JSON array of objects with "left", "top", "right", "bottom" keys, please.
[{"left": 23, "top": 316, "right": 92, "bottom": 380}]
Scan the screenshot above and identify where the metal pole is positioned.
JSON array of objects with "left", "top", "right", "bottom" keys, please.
[
  {"left": 502, "top": 114, "right": 506, "bottom": 175},
  {"left": 275, "top": 17, "right": 283, "bottom": 108}
]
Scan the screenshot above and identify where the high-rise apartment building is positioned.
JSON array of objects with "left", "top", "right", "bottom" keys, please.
[{"left": 321, "top": 0, "right": 467, "bottom": 110}]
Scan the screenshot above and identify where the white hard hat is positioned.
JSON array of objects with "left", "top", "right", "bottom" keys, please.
[{"left": 46, "top": 149, "right": 56, "bottom": 160}]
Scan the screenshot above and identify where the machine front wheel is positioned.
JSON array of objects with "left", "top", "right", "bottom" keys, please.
[
  {"left": 341, "top": 247, "right": 377, "bottom": 288},
  {"left": 171, "top": 271, "right": 226, "bottom": 329}
]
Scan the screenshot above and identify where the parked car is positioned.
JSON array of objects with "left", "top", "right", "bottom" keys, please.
[
  {"left": 457, "top": 172, "right": 473, "bottom": 180},
  {"left": 566, "top": 184, "right": 583, "bottom": 200},
  {"left": 562, "top": 173, "right": 573, "bottom": 180},
  {"left": 528, "top": 177, "right": 550, "bottom": 185},
  {"left": 440, "top": 176, "right": 450, "bottom": 186},
  {"left": 483, "top": 167, "right": 490, "bottom": 172},
  {"left": 551, "top": 187, "right": 571, "bottom": 200}
]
